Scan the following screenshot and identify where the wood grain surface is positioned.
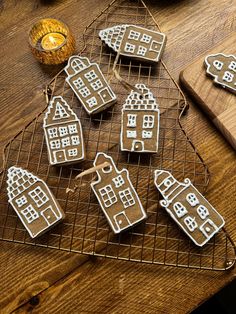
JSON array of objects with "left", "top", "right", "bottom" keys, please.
[
  {"left": 0, "top": 0, "right": 236, "bottom": 313},
  {"left": 180, "top": 34, "right": 236, "bottom": 150}
]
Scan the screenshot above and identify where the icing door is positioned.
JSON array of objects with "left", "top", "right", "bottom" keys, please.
[
  {"left": 131, "top": 140, "right": 144, "bottom": 152},
  {"left": 54, "top": 150, "right": 66, "bottom": 163},
  {"left": 114, "top": 212, "right": 131, "bottom": 231},
  {"left": 41, "top": 206, "right": 58, "bottom": 226}
]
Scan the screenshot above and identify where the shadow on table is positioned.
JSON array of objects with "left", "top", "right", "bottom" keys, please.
[{"left": 192, "top": 278, "right": 236, "bottom": 314}]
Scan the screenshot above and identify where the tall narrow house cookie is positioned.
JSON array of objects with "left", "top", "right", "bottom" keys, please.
[
  {"left": 65, "top": 55, "right": 116, "bottom": 114},
  {"left": 43, "top": 96, "right": 85, "bottom": 165},
  {"left": 121, "top": 84, "right": 160, "bottom": 153},
  {"left": 91, "top": 152, "right": 147, "bottom": 234},
  {"left": 99, "top": 25, "right": 166, "bottom": 63},
  {"left": 154, "top": 170, "right": 225, "bottom": 247},
  {"left": 7, "top": 166, "right": 65, "bottom": 238},
  {"left": 205, "top": 53, "right": 236, "bottom": 94}
]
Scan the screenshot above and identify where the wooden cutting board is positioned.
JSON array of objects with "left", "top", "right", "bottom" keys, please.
[{"left": 180, "top": 33, "right": 236, "bottom": 150}]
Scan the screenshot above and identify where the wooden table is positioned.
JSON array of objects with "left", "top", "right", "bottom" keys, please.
[{"left": 0, "top": 1, "right": 235, "bottom": 313}]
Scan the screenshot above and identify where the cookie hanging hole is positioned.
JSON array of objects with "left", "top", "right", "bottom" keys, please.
[{"left": 102, "top": 165, "right": 112, "bottom": 173}]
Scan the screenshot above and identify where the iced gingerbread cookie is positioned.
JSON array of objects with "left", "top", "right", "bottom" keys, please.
[
  {"left": 7, "top": 166, "right": 65, "bottom": 238},
  {"left": 65, "top": 55, "right": 116, "bottom": 114},
  {"left": 43, "top": 96, "right": 85, "bottom": 166},
  {"left": 99, "top": 24, "right": 166, "bottom": 63},
  {"left": 154, "top": 170, "right": 225, "bottom": 247},
  {"left": 205, "top": 53, "right": 236, "bottom": 94},
  {"left": 91, "top": 152, "right": 147, "bottom": 234},
  {"left": 120, "top": 83, "right": 160, "bottom": 153}
]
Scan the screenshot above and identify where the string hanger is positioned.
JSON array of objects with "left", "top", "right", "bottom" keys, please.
[
  {"left": 109, "top": 49, "right": 145, "bottom": 96},
  {"left": 66, "top": 161, "right": 110, "bottom": 194}
]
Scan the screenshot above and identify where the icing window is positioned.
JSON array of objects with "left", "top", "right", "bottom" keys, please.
[
  {"left": 21, "top": 204, "right": 39, "bottom": 224},
  {"left": 15, "top": 195, "right": 27, "bottom": 208},
  {"left": 140, "top": 34, "right": 151, "bottom": 43},
  {"left": 29, "top": 187, "right": 49, "bottom": 208},
  {"left": 143, "top": 115, "right": 154, "bottom": 128},
  {"left": 229, "top": 61, "right": 236, "bottom": 72},
  {"left": 53, "top": 102, "right": 70, "bottom": 120},
  {"left": 142, "top": 130, "right": 152, "bottom": 138},
  {"left": 186, "top": 193, "right": 199, "bottom": 207},
  {"left": 163, "top": 177, "right": 174, "bottom": 188},
  {"left": 61, "top": 137, "right": 70, "bottom": 148},
  {"left": 71, "top": 135, "right": 80, "bottom": 145},
  {"left": 84, "top": 70, "right": 98, "bottom": 82},
  {"left": 184, "top": 216, "right": 198, "bottom": 232},
  {"left": 119, "top": 188, "right": 135, "bottom": 208},
  {"left": 48, "top": 127, "right": 58, "bottom": 139},
  {"left": 112, "top": 175, "right": 125, "bottom": 188},
  {"left": 68, "top": 148, "right": 78, "bottom": 157},
  {"left": 99, "top": 185, "right": 117, "bottom": 208},
  {"left": 197, "top": 205, "right": 209, "bottom": 219},
  {"left": 73, "top": 77, "right": 84, "bottom": 89},
  {"left": 50, "top": 139, "right": 61, "bottom": 149},
  {"left": 71, "top": 59, "right": 85, "bottom": 72},
  {"left": 86, "top": 97, "right": 97, "bottom": 108},
  {"left": 173, "top": 202, "right": 188, "bottom": 218},
  {"left": 213, "top": 60, "right": 223, "bottom": 71},
  {"left": 223, "top": 71, "right": 234, "bottom": 82},
  {"left": 59, "top": 126, "right": 68, "bottom": 137},
  {"left": 68, "top": 124, "right": 77, "bottom": 134},
  {"left": 128, "top": 30, "right": 140, "bottom": 40},
  {"left": 137, "top": 46, "right": 147, "bottom": 56},
  {"left": 91, "top": 79, "right": 103, "bottom": 91},
  {"left": 78, "top": 86, "right": 91, "bottom": 98},
  {"left": 127, "top": 114, "right": 137, "bottom": 127},
  {"left": 127, "top": 130, "right": 137, "bottom": 138},
  {"left": 124, "top": 43, "right": 135, "bottom": 53}
]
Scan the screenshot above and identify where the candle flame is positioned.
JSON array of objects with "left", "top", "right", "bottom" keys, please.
[{"left": 49, "top": 36, "right": 56, "bottom": 44}]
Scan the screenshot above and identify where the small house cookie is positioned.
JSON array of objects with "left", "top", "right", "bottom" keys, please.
[
  {"left": 91, "top": 152, "right": 147, "bottom": 234},
  {"left": 7, "top": 166, "right": 65, "bottom": 238},
  {"left": 121, "top": 84, "right": 160, "bottom": 153},
  {"left": 154, "top": 170, "right": 225, "bottom": 247},
  {"left": 99, "top": 24, "right": 166, "bottom": 63},
  {"left": 64, "top": 55, "right": 117, "bottom": 114},
  {"left": 205, "top": 53, "right": 236, "bottom": 94},
  {"left": 43, "top": 96, "right": 85, "bottom": 166}
]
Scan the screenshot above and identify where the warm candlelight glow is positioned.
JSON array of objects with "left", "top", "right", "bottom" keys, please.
[
  {"left": 41, "top": 33, "right": 66, "bottom": 51},
  {"left": 29, "top": 18, "right": 76, "bottom": 64}
]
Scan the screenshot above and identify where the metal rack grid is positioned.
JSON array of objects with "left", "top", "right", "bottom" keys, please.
[{"left": 0, "top": 0, "right": 235, "bottom": 271}]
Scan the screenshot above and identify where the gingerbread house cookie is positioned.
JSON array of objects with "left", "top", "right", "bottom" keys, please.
[
  {"left": 205, "top": 53, "right": 236, "bottom": 94},
  {"left": 43, "top": 96, "right": 85, "bottom": 166},
  {"left": 91, "top": 152, "right": 147, "bottom": 234},
  {"left": 7, "top": 166, "right": 65, "bottom": 238},
  {"left": 121, "top": 84, "right": 160, "bottom": 153},
  {"left": 99, "top": 24, "right": 166, "bottom": 63},
  {"left": 64, "top": 55, "right": 117, "bottom": 114},
  {"left": 154, "top": 170, "right": 225, "bottom": 247}
]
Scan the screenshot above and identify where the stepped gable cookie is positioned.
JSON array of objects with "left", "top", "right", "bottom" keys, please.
[
  {"left": 43, "top": 96, "right": 85, "bottom": 166},
  {"left": 99, "top": 24, "right": 166, "bottom": 63},
  {"left": 154, "top": 170, "right": 225, "bottom": 247},
  {"left": 120, "top": 83, "right": 160, "bottom": 153},
  {"left": 91, "top": 152, "right": 147, "bottom": 234},
  {"left": 64, "top": 55, "right": 116, "bottom": 114},
  {"left": 7, "top": 166, "right": 65, "bottom": 238},
  {"left": 204, "top": 53, "right": 236, "bottom": 94}
]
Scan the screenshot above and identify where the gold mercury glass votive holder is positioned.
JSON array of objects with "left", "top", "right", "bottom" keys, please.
[{"left": 29, "top": 18, "right": 76, "bottom": 65}]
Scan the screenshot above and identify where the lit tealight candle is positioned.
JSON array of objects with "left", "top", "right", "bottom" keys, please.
[
  {"left": 29, "top": 18, "right": 75, "bottom": 64},
  {"left": 41, "top": 32, "right": 66, "bottom": 51}
]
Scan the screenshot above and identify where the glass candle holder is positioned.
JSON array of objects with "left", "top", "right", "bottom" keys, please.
[{"left": 29, "top": 18, "right": 76, "bottom": 65}]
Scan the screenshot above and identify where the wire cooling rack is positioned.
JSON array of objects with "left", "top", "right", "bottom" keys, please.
[{"left": 0, "top": 0, "right": 235, "bottom": 271}]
